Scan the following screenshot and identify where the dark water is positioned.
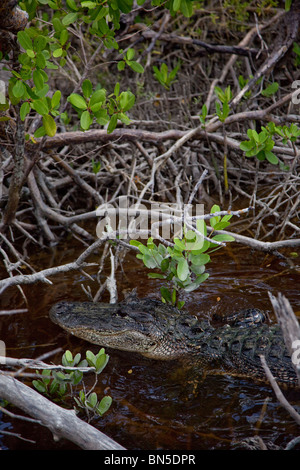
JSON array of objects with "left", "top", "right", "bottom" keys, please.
[{"left": 0, "top": 241, "right": 300, "bottom": 450}]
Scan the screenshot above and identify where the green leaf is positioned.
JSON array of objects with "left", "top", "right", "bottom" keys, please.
[
  {"left": 210, "top": 204, "right": 221, "bottom": 228},
  {"left": 285, "top": 0, "right": 292, "bottom": 11},
  {"left": 73, "top": 353, "right": 82, "bottom": 366},
  {"left": 104, "top": 37, "right": 119, "bottom": 50},
  {"left": 256, "top": 150, "right": 266, "bottom": 161},
  {"left": 129, "top": 240, "right": 142, "bottom": 247},
  {"left": 80, "top": 110, "right": 93, "bottom": 130},
  {"left": 89, "top": 89, "right": 106, "bottom": 107},
  {"left": 68, "top": 93, "right": 87, "bottom": 110},
  {"left": 62, "top": 350, "right": 73, "bottom": 365},
  {"left": 239, "top": 140, "right": 254, "bottom": 151},
  {"left": 31, "top": 99, "right": 49, "bottom": 115},
  {"left": 114, "top": 82, "right": 120, "bottom": 96},
  {"left": 43, "top": 114, "right": 57, "bottom": 136},
  {"left": 17, "top": 31, "right": 33, "bottom": 51},
  {"left": 95, "top": 352, "right": 109, "bottom": 373},
  {"left": 148, "top": 273, "right": 165, "bottom": 279},
  {"left": 51, "top": 90, "right": 61, "bottom": 109},
  {"left": 265, "top": 151, "right": 278, "bottom": 165},
  {"left": 86, "top": 350, "right": 96, "bottom": 366},
  {"left": 212, "top": 221, "right": 231, "bottom": 230},
  {"left": 12, "top": 81, "right": 25, "bottom": 98},
  {"left": 82, "top": 79, "right": 93, "bottom": 99},
  {"left": 36, "top": 52, "right": 47, "bottom": 69},
  {"left": 184, "top": 273, "right": 209, "bottom": 292},
  {"left": 81, "top": 1, "right": 97, "bottom": 7},
  {"left": 34, "top": 126, "right": 46, "bottom": 138},
  {"left": 160, "top": 258, "right": 169, "bottom": 272},
  {"left": 190, "top": 264, "right": 205, "bottom": 275},
  {"left": 190, "top": 238, "right": 210, "bottom": 253},
  {"left": 127, "top": 61, "right": 144, "bottom": 73},
  {"left": 211, "top": 234, "right": 235, "bottom": 242},
  {"left": 117, "top": 61, "right": 125, "bottom": 71},
  {"left": 189, "top": 253, "right": 210, "bottom": 266},
  {"left": 53, "top": 48, "right": 63, "bottom": 58},
  {"left": 60, "top": 29, "right": 69, "bottom": 46},
  {"left": 261, "top": 82, "right": 279, "bottom": 97},
  {"left": 33, "top": 70, "right": 45, "bottom": 90},
  {"left": 26, "top": 49, "right": 35, "bottom": 59},
  {"left": 177, "top": 258, "right": 189, "bottom": 281},
  {"left": 117, "top": 112, "right": 131, "bottom": 124},
  {"left": 32, "top": 380, "right": 47, "bottom": 393},
  {"left": 107, "top": 114, "right": 118, "bottom": 134},
  {"left": 126, "top": 48, "right": 135, "bottom": 60},
  {"left": 174, "top": 238, "right": 186, "bottom": 252},
  {"left": 94, "top": 109, "right": 109, "bottom": 126},
  {"left": 62, "top": 12, "right": 78, "bottom": 25},
  {"left": 180, "top": 0, "right": 193, "bottom": 17},
  {"left": 34, "top": 35, "right": 48, "bottom": 52},
  {"left": 196, "top": 219, "right": 207, "bottom": 236},
  {"left": 116, "top": 0, "right": 133, "bottom": 14},
  {"left": 119, "top": 91, "right": 135, "bottom": 111},
  {"left": 87, "top": 392, "right": 98, "bottom": 408},
  {"left": 97, "top": 396, "right": 112, "bottom": 416},
  {"left": 20, "top": 101, "right": 30, "bottom": 121},
  {"left": 52, "top": 17, "right": 64, "bottom": 32},
  {"left": 173, "top": 0, "right": 181, "bottom": 11},
  {"left": 142, "top": 254, "right": 158, "bottom": 269},
  {"left": 160, "top": 286, "right": 172, "bottom": 303},
  {"left": 36, "top": 84, "right": 49, "bottom": 99},
  {"left": 66, "top": 0, "right": 79, "bottom": 10}
]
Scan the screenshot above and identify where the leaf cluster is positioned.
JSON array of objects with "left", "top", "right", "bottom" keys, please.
[
  {"left": 240, "top": 122, "right": 300, "bottom": 167},
  {"left": 153, "top": 62, "right": 181, "bottom": 90},
  {"left": 67, "top": 80, "right": 135, "bottom": 133},
  {"left": 32, "top": 349, "right": 111, "bottom": 417},
  {"left": 130, "top": 205, "right": 234, "bottom": 307},
  {"left": 214, "top": 85, "right": 232, "bottom": 122},
  {"left": 5, "top": 0, "right": 200, "bottom": 141}
]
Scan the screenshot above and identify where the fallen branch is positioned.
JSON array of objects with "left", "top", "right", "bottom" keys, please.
[
  {"left": 268, "top": 292, "right": 300, "bottom": 385},
  {"left": 0, "top": 372, "right": 125, "bottom": 450},
  {"left": 138, "top": 28, "right": 260, "bottom": 57},
  {"left": 259, "top": 293, "right": 300, "bottom": 427},
  {"left": 260, "top": 356, "right": 300, "bottom": 426},
  {"left": 0, "top": 356, "right": 96, "bottom": 373}
]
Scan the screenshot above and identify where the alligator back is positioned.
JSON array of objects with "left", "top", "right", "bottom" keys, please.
[{"left": 192, "top": 322, "right": 297, "bottom": 385}]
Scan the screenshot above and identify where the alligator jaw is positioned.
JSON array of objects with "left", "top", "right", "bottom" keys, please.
[
  {"left": 49, "top": 300, "right": 176, "bottom": 359},
  {"left": 66, "top": 326, "right": 160, "bottom": 357}
]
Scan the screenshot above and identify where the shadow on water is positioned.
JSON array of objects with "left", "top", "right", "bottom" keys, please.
[{"left": 0, "top": 240, "right": 300, "bottom": 450}]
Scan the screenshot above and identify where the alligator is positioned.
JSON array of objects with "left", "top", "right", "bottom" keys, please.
[{"left": 49, "top": 295, "right": 299, "bottom": 386}]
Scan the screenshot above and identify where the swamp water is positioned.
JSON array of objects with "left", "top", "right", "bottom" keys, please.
[{"left": 0, "top": 241, "right": 300, "bottom": 450}]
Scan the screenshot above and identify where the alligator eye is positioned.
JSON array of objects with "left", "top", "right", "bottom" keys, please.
[
  {"left": 191, "top": 327, "right": 203, "bottom": 335},
  {"left": 117, "top": 308, "right": 128, "bottom": 318}
]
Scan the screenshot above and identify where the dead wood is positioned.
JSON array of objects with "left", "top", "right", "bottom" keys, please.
[{"left": 0, "top": 372, "right": 125, "bottom": 450}]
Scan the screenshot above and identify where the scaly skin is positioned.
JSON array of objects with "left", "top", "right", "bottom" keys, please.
[{"left": 50, "top": 295, "right": 298, "bottom": 386}]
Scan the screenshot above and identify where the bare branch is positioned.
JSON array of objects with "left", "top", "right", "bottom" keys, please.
[{"left": 0, "top": 372, "right": 125, "bottom": 450}]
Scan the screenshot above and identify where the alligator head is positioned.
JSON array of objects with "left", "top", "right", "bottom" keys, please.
[{"left": 49, "top": 297, "right": 208, "bottom": 360}]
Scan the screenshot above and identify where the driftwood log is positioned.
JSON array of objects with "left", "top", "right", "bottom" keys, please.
[{"left": 0, "top": 372, "right": 126, "bottom": 450}]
